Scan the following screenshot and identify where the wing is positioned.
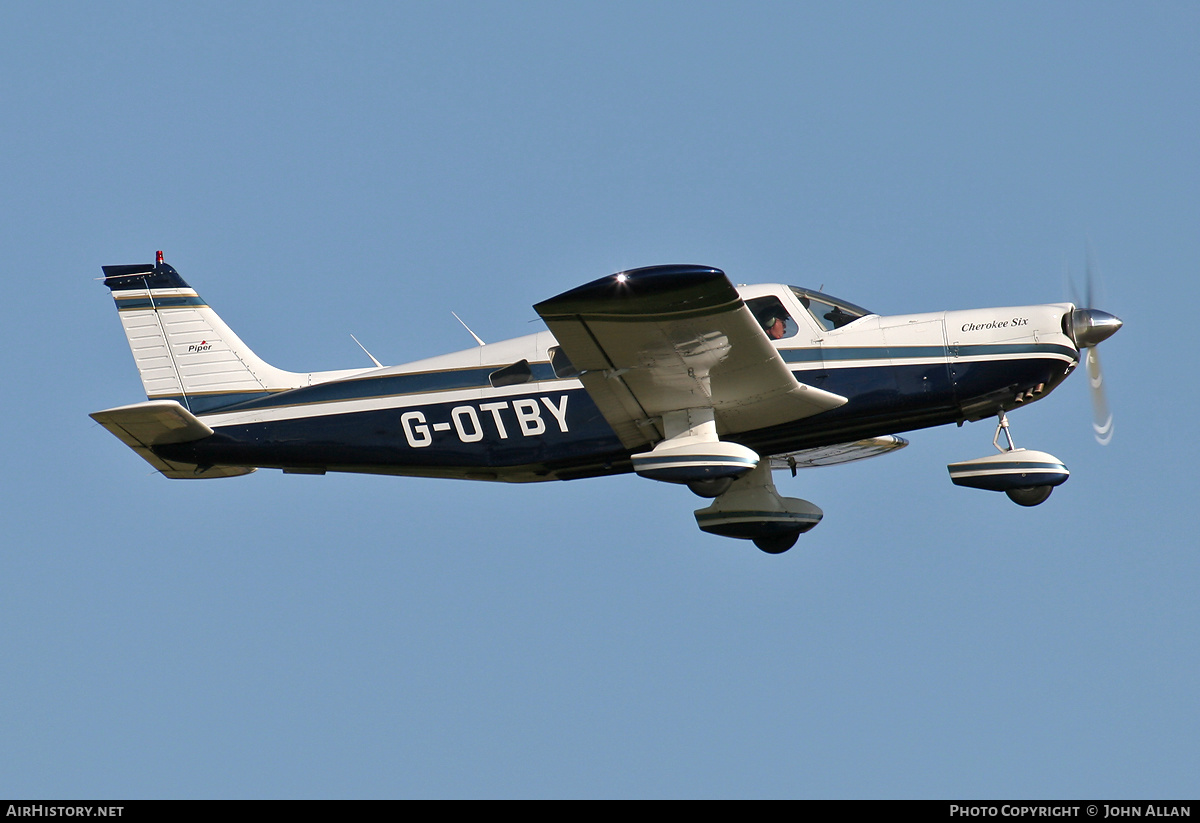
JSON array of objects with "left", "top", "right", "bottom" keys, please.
[{"left": 534, "top": 265, "right": 847, "bottom": 449}]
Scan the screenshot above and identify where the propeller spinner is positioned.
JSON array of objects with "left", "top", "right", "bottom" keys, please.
[
  {"left": 1070, "top": 308, "right": 1123, "bottom": 349},
  {"left": 1067, "top": 258, "right": 1122, "bottom": 445}
]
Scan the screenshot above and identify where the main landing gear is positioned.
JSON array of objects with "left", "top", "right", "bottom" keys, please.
[
  {"left": 630, "top": 408, "right": 820, "bottom": 554},
  {"left": 947, "top": 411, "right": 1069, "bottom": 506},
  {"left": 692, "top": 461, "right": 822, "bottom": 554}
]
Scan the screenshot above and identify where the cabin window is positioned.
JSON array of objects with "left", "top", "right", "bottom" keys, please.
[
  {"left": 548, "top": 346, "right": 581, "bottom": 379},
  {"left": 746, "top": 296, "right": 799, "bottom": 340},
  {"left": 489, "top": 359, "right": 533, "bottom": 388}
]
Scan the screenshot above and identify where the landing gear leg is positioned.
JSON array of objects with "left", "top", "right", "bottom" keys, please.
[{"left": 993, "top": 410, "right": 1017, "bottom": 453}]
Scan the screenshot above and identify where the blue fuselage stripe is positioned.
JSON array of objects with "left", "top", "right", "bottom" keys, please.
[
  {"left": 159, "top": 343, "right": 1074, "bottom": 417},
  {"left": 781, "top": 342, "right": 1076, "bottom": 364}
]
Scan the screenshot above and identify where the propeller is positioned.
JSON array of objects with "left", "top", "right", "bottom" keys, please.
[
  {"left": 1067, "top": 252, "right": 1122, "bottom": 445},
  {"left": 1085, "top": 345, "right": 1113, "bottom": 445}
]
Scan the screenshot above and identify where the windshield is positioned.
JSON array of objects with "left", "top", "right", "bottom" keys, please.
[{"left": 789, "top": 286, "right": 872, "bottom": 331}]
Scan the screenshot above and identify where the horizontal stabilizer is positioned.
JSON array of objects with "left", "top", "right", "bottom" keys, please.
[{"left": 89, "top": 400, "right": 254, "bottom": 479}]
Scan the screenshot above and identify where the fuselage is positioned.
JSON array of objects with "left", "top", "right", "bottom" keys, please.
[{"left": 155, "top": 284, "right": 1081, "bottom": 482}]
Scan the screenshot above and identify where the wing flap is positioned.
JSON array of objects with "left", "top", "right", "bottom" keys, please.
[{"left": 768, "top": 435, "right": 909, "bottom": 470}]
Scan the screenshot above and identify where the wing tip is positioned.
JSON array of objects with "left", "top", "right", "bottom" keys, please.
[{"left": 535, "top": 264, "right": 734, "bottom": 318}]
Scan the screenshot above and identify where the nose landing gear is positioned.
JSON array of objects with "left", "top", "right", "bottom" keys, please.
[{"left": 947, "top": 412, "right": 1069, "bottom": 506}]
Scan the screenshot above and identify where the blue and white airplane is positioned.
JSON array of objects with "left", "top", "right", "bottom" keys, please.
[{"left": 91, "top": 252, "right": 1121, "bottom": 553}]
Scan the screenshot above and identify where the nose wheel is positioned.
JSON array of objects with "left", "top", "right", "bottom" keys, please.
[
  {"left": 1005, "top": 485, "right": 1054, "bottom": 507},
  {"left": 753, "top": 532, "right": 801, "bottom": 554}
]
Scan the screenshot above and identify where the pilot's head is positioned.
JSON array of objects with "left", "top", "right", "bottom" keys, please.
[{"left": 762, "top": 314, "right": 786, "bottom": 339}]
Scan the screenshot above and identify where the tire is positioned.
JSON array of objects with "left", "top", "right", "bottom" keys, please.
[
  {"left": 1005, "top": 485, "right": 1053, "bottom": 507},
  {"left": 753, "top": 531, "right": 800, "bottom": 554},
  {"left": 687, "top": 477, "right": 734, "bottom": 498}
]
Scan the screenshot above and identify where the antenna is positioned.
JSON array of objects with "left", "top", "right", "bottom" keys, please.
[
  {"left": 451, "top": 312, "right": 486, "bottom": 346},
  {"left": 349, "top": 334, "right": 383, "bottom": 368}
]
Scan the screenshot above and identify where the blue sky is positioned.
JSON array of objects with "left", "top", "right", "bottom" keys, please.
[{"left": 2, "top": 1, "right": 1197, "bottom": 798}]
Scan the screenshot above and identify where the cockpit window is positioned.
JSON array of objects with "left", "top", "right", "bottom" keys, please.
[
  {"left": 789, "top": 287, "right": 871, "bottom": 331},
  {"left": 746, "top": 296, "right": 799, "bottom": 340}
]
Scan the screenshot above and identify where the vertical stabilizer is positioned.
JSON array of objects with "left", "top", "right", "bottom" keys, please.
[{"left": 102, "top": 254, "right": 307, "bottom": 412}]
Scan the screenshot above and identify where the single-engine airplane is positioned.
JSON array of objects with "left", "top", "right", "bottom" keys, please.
[{"left": 91, "top": 253, "right": 1121, "bottom": 553}]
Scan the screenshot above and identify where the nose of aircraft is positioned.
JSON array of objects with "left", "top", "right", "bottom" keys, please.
[{"left": 1071, "top": 308, "right": 1123, "bottom": 348}]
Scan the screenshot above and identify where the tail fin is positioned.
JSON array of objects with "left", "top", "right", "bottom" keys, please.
[{"left": 102, "top": 252, "right": 306, "bottom": 413}]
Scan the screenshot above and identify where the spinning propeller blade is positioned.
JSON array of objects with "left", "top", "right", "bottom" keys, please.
[
  {"left": 1086, "top": 347, "right": 1113, "bottom": 446},
  {"left": 1068, "top": 251, "right": 1121, "bottom": 445}
]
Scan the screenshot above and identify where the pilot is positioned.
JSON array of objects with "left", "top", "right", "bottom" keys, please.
[{"left": 758, "top": 311, "right": 787, "bottom": 340}]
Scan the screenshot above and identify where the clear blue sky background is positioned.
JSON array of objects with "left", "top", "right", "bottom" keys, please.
[{"left": 2, "top": 1, "right": 1197, "bottom": 799}]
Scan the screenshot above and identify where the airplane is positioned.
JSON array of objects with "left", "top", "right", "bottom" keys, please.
[{"left": 90, "top": 252, "right": 1122, "bottom": 553}]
